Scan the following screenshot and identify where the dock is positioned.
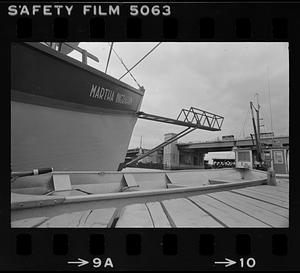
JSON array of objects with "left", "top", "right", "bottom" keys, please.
[{"left": 11, "top": 178, "right": 288, "bottom": 228}]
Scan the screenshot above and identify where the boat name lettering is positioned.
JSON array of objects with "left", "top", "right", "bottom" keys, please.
[
  {"left": 90, "top": 84, "right": 114, "bottom": 102},
  {"left": 90, "top": 84, "right": 133, "bottom": 106},
  {"left": 115, "top": 93, "right": 133, "bottom": 106}
]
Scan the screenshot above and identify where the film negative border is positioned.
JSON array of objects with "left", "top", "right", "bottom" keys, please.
[
  {"left": 0, "top": 2, "right": 293, "bottom": 41},
  {"left": 0, "top": 1, "right": 299, "bottom": 271},
  {"left": 3, "top": 229, "right": 292, "bottom": 270}
]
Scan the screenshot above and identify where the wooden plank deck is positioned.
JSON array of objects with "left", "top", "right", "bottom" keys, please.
[
  {"left": 189, "top": 195, "right": 270, "bottom": 227},
  {"left": 231, "top": 188, "right": 289, "bottom": 209},
  {"left": 207, "top": 192, "right": 288, "bottom": 227},
  {"left": 11, "top": 217, "right": 49, "bottom": 228},
  {"left": 146, "top": 202, "right": 171, "bottom": 227},
  {"left": 161, "top": 198, "right": 223, "bottom": 227},
  {"left": 37, "top": 208, "right": 116, "bottom": 228},
  {"left": 115, "top": 204, "right": 154, "bottom": 227},
  {"left": 14, "top": 182, "right": 289, "bottom": 228}
]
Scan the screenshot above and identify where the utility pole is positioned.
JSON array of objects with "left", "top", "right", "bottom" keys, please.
[
  {"left": 138, "top": 136, "right": 143, "bottom": 156},
  {"left": 139, "top": 136, "right": 143, "bottom": 149}
]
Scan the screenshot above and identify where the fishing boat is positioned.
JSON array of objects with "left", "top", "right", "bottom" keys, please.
[{"left": 11, "top": 42, "right": 145, "bottom": 172}]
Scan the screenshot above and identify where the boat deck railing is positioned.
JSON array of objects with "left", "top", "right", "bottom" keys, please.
[{"left": 41, "top": 42, "right": 99, "bottom": 64}]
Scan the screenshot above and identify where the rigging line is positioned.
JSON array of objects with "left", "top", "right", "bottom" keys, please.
[
  {"left": 267, "top": 67, "right": 275, "bottom": 142},
  {"left": 242, "top": 93, "right": 260, "bottom": 139},
  {"left": 239, "top": 107, "right": 251, "bottom": 139},
  {"left": 105, "top": 42, "right": 114, "bottom": 74},
  {"left": 254, "top": 92, "right": 268, "bottom": 135},
  {"left": 111, "top": 46, "right": 142, "bottom": 88},
  {"left": 254, "top": 92, "right": 260, "bottom": 108},
  {"left": 118, "top": 42, "right": 162, "bottom": 80}
]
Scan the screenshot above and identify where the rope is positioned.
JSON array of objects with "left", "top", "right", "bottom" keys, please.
[
  {"left": 104, "top": 42, "right": 114, "bottom": 74},
  {"left": 119, "top": 42, "right": 162, "bottom": 80},
  {"left": 110, "top": 45, "right": 142, "bottom": 88}
]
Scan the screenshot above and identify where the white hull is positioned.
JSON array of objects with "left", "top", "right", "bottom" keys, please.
[{"left": 11, "top": 101, "right": 137, "bottom": 171}]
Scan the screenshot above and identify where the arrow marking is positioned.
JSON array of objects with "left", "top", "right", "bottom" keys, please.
[
  {"left": 214, "top": 258, "right": 236, "bottom": 267},
  {"left": 68, "top": 258, "right": 89, "bottom": 267}
]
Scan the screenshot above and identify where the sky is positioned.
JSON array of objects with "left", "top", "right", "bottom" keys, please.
[{"left": 69, "top": 42, "right": 289, "bottom": 152}]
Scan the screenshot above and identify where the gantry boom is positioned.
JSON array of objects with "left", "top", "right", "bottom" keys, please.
[{"left": 119, "top": 107, "right": 224, "bottom": 170}]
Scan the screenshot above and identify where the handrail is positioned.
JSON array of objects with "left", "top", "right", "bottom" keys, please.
[
  {"left": 42, "top": 42, "right": 99, "bottom": 64},
  {"left": 63, "top": 42, "right": 99, "bottom": 64}
]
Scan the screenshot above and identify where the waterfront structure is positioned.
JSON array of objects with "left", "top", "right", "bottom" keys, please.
[{"left": 126, "top": 134, "right": 289, "bottom": 173}]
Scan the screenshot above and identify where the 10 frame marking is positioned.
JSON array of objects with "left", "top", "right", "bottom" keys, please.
[
  {"left": 240, "top": 257, "right": 256, "bottom": 268},
  {"left": 214, "top": 257, "right": 256, "bottom": 268}
]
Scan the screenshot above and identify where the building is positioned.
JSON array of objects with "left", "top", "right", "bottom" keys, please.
[{"left": 126, "top": 133, "right": 289, "bottom": 173}]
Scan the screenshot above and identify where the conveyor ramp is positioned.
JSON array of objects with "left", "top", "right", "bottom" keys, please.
[{"left": 122, "top": 107, "right": 224, "bottom": 170}]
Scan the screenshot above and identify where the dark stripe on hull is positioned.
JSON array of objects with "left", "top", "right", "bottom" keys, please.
[{"left": 11, "top": 43, "right": 144, "bottom": 112}]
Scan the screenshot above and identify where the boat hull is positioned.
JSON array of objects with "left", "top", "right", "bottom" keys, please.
[
  {"left": 11, "top": 101, "right": 137, "bottom": 171},
  {"left": 11, "top": 42, "right": 144, "bottom": 171},
  {"left": 11, "top": 168, "right": 269, "bottom": 223}
]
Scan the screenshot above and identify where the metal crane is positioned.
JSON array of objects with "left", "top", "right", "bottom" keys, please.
[{"left": 250, "top": 100, "right": 268, "bottom": 170}]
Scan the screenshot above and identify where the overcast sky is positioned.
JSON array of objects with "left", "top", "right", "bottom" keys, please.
[{"left": 69, "top": 42, "right": 289, "bottom": 149}]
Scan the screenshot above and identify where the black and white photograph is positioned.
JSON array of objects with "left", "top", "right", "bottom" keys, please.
[{"left": 11, "top": 42, "right": 289, "bottom": 228}]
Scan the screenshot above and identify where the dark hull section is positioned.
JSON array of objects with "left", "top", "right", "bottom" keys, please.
[{"left": 11, "top": 43, "right": 144, "bottom": 171}]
